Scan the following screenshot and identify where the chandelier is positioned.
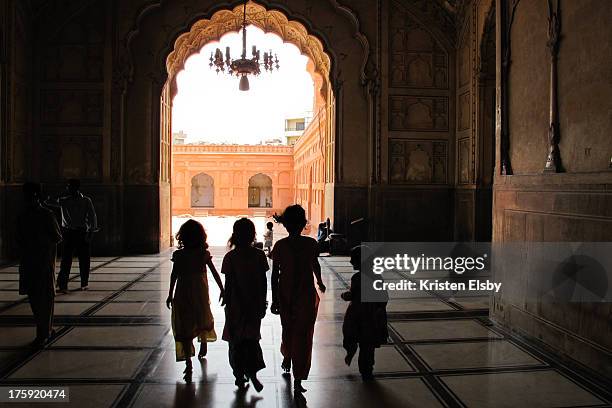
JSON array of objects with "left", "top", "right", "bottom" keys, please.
[{"left": 209, "top": 1, "right": 280, "bottom": 91}]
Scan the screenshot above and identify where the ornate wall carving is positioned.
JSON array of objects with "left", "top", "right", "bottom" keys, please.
[
  {"left": 387, "top": 0, "right": 453, "bottom": 190},
  {"left": 402, "top": 0, "right": 457, "bottom": 42},
  {"left": 40, "top": 90, "right": 103, "bottom": 126},
  {"left": 389, "top": 10, "right": 448, "bottom": 89},
  {"left": 457, "top": 91, "right": 471, "bottom": 131},
  {"left": 389, "top": 96, "right": 448, "bottom": 132},
  {"left": 458, "top": 137, "right": 470, "bottom": 184},
  {"left": 457, "top": 39, "right": 470, "bottom": 87},
  {"left": 454, "top": 7, "right": 475, "bottom": 188},
  {"left": 34, "top": 0, "right": 108, "bottom": 184},
  {"left": 39, "top": 135, "right": 102, "bottom": 182},
  {"left": 389, "top": 139, "right": 447, "bottom": 184},
  {"left": 5, "top": 1, "right": 33, "bottom": 183}
]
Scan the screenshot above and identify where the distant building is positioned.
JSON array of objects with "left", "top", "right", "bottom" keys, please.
[
  {"left": 262, "top": 138, "right": 284, "bottom": 145},
  {"left": 284, "top": 112, "right": 312, "bottom": 146},
  {"left": 172, "top": 131, "right": 187, "bottom": 145}
]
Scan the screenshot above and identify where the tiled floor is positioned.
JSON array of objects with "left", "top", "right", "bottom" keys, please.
[{"left": 0, "top": 250, "right": 610, "bottom": 407}]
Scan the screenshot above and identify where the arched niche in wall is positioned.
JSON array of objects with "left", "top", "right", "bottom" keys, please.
[
  {"left": 191, "top": 172, "right": 214, "bottom": 207},
  {"left": 248, "top": 173, "right": 273, "bottom": 208}
]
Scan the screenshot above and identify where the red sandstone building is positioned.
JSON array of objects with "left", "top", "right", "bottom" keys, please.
[{"left": 171, "top": 105, "right": 331, "bottom": 229}]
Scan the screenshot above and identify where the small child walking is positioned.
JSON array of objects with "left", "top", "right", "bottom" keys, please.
[
  {"left": 166, "top": 219, "right": 224, "bottom": 382},
  {"left": 222, "top": 218, "right": 269, "bottom": 392},
  {"left": 263, "top": 221, "right": 274, "bottom": 255},
  {"left": 341, "top": 245, "right": 388, "bottom": 381}
]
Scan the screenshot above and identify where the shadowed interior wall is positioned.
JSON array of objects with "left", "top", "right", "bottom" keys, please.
[
  {"left": 1, "top": 0, "right": 34, "bottom": 262},
  {"left": 492, "top": 0, "right": 612, "bottom": 378}
]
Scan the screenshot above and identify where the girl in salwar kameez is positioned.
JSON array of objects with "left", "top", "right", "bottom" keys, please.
[
  {"left": 166, "top": 219, "right": 224, "bottom": 381},
  {"left": 221, "top": 218, "right": 269, "bottom": 392},
  {"left": 271, "top": 205, "right": 326, "bottom": 393}
]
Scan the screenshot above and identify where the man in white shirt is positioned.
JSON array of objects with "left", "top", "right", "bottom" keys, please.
[{"left": 54, "top": 179, "right": 98, "bottom": 292}]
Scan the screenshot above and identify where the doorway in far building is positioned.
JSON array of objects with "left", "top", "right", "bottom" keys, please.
[{"left": 248, "top": 173, "right": 273, "bottom": 208}]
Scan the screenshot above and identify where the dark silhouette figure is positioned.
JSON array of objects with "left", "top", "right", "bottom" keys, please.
[
  {"left": 53, "top": 179, "right": 98, "bottom": 292},
  {"left": 316, "top": 218, "right": 332, "bottom": 254},
  {"left": 342, "top": 245, "right": 389, "bottom": 381},
  {"left": 222, "top": 218, "right": 269, "bottom": 392},
  {"left": 166, "top": 219, "right": 225, "bottom": 380},
  {"left": 17, "top": 182, "right": 62, "bottom": 347},
  {"left": 270, "top": 205, "right": 326, "bottom": 393},
  {"left": 263, "top": 221, "right": 274, "bottom": 255}
]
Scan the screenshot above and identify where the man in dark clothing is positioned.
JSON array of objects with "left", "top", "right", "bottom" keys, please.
[
  {"left": 17, "top": 182, "right": 62, "bottom": 347},
  {"left": 54, "top": 179, "right": 98, "bottom": 292}
]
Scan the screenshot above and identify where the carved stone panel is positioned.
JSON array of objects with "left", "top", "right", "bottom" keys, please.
[
  {"left": 389, "top": 96, "right": 448, "bottom": 131},
  {"left": 41, "top": 1, "right": 105, "bottom": 82},
  {"left": 389, "top": 3, "right": 449, "bottom": 89},
  {"left": 458, "top": 39, "right": 471, "bottom": 88},
  {"left": 11, "top": 137, "right": 26, "bottom": 181},
  {"left": 40, "top": 90, "right": 103, "bottom": 126},
  {"left": 389, "top": 139, "right": 447, "bottom": 184},
  {"left": 43, "top": 45, "right": 104, "bottom": 82},
  {"left": 458, "top": 91, "right": 471, "bottom": 131},
  {"left": 40, "top": 135, "right": 102, "bottom": 182},
  {"left": 458, "top": 137, "right": 471, "bottom": 184}
]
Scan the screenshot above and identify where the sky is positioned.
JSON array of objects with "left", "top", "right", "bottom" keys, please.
[{"left": 172, "top": 25, "right": 314, "bottom": 145}]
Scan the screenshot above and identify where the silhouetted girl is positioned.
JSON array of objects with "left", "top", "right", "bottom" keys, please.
[
  {"left": 221, "top": 218, "right": 269, "bottom": 392},
  {"left": 341, "top": 245, "right": 388, "bottom": 381},
  {"left": 270, "top": 205, "right": 326, "bottom": 393},
  {"left": 166, "top": 219, "right": 224, "bottom": 380},
  {"left": 263, "top": 221, "right": 274, "bottom": 255}
]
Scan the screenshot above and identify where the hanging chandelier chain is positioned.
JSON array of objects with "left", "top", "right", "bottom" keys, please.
[
  {"left": 241, "top": 1, "right": 247, "bottom": 59},
  {"left": 208, "top": 0, "right": 280, "bottom": 90}
]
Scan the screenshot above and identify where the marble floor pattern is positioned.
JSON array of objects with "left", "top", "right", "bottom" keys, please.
[{"left": 0, "top": 250, "right": 610, "bottom": 408}]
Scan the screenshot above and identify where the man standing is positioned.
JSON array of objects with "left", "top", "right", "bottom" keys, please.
[
  {"left": 55, "top": 179, "right": 98, "bottom": 292},
  {"left": 17, "top": 183, "right": 62, "bottom": 347}
]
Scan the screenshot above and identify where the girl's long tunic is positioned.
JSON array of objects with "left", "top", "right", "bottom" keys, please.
[
  {"left": 171, "top": 248, "right": 216, "bottom": 361},
  {"left": 271, "top": 235, "right": 320, "bottom": 380},
  {"left": 221, "top": 246, "right": 269, "bottom": 376}
]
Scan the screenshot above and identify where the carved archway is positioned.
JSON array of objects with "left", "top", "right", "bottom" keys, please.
[
  {"left": 165, "top": 1, "right": 332, "bottom": 98},
  {"left": 120, "top": 0, "right": 372, "bottom": 252}
]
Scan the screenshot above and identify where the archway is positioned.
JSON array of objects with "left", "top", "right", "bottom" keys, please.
[
  {"left": 191, "top": 173, "right": 214, "bottom": 207},
  {"left": 164, "top": 2, "right": 338, "bottom": 235},
  {"left": 122, "top": 0, "right": 371, "bottom": 251},
  {"left": 248, "top": 173, "right": 273, "bottom": 208}
]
